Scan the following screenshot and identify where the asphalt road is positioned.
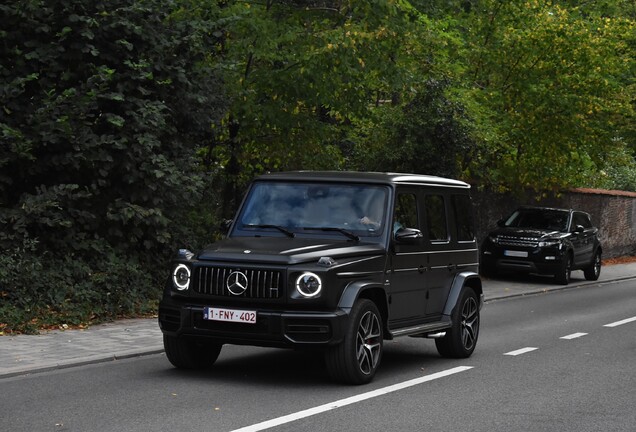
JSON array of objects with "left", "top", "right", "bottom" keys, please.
[{"left": 1, "top": 278, "right": 635, "bottom": 432}]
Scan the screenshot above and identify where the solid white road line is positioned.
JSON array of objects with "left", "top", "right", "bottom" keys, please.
[
  {"left": 603, "top": 316, "right": 636, "bottom": 328},
  {"left": 504, "top": 347, "right": 538, "bottom": 356},
  {"left": 229, "top": 366, "right": 473, "bottom": 432},
  {"left": 560, "top": 332, "right": 588, "bottom": 340}
]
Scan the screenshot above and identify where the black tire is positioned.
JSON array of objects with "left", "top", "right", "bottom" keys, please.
[
  {"left": 435, "top": 287, "right": 480, "bottom": 358},
  {"left": 163, "top": 334, "right": 222, "bottom": 370},
  {"left": 583, "top": 250, "right": 602, "bottom": 281},
  {"left": 555, "top": 254, "right": 572, "bottom": 285},
  {"left": 325, "top": 299, "right": 383, "bottom": 385}
]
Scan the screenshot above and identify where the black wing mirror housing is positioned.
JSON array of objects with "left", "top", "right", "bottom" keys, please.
[{"left": 395, "top": 227, "right": 424, "bottom": 243}]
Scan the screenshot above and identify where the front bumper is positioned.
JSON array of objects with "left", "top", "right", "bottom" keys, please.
[
  {"left": 158, "top": 298, "right": 348, "bottom": 348},
  {"left": 482, "top": 246, "right": 565, "bottom": 275}
]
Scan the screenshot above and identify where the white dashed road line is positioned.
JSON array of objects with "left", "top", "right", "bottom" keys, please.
[
  {"left": 504, "top": 347, "right": 538, "bottom": 356},
  {"left": 560, "top": 332, "right": 588, "bottom": 340},
  {"left": 603, "top": 316, "right": 636, "bottom": 328},
  {"left": 229, "top": 366, "right": 473, "bottom": 432}
]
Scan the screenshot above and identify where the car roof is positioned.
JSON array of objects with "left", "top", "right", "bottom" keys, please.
[
  {"left": 515, "top": 206, "right": 595, "bottom": 218},
  {"left": 255, "top": 171, "right": 470, "bottom": 188},
  {"left": 517, "top": 205, "right": 572, "bottom": 212}
]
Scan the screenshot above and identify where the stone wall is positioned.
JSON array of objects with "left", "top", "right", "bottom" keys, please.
[{"left": 471, "top": 187, "right": 636, "bottom": 259}]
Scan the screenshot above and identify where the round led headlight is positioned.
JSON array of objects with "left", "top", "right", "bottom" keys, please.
[
  {"left": 172, "top": 264, "right": 191, "bottom": 291},
  {"left": 295, "top": 272, "right": 322, "bottom": 298}
]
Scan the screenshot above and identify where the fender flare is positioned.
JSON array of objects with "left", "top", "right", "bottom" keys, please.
[
  {"left": 338, "top": 280, "right": 388, "bottom": 313},
  {"left": 442, "top": 271, "right": 483, "bottom": 316}
]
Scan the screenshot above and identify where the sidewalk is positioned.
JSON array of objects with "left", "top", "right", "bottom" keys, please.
[{"left": 2, "top": 262, "right": 635, "bottom": 379}]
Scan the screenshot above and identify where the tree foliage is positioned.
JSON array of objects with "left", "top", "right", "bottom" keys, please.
[
  {"left": 0, "top": 0, "right": 224, "bottom": 331},
  {"left": 1, "top": 0, "right": 224, "bottom": 254},
  {"left": 209, "top": 0, "right": 465, "bottom": 212},
  {"left": 462, "top": 0, "right": 635, "bottom": 192}
]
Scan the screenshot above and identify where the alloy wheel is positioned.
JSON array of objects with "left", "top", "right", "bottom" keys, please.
[
  {"left": 356, "top": 310, "right": 382, "bottom": 375},
  {"left": 460, "top": 296, "right": 479, "bottom": 351}
]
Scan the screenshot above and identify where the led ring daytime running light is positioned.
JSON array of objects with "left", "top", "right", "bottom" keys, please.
[
  {"left": 296, "top": 272, "right": 322, "bottom": 298},
  {"left": 173, "top": 264, "right": 191, "bottom": 291}
]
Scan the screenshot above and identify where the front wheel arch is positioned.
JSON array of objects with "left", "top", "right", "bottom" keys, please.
[{"left": 338, "top": 282, "right": 388, "bottom": 327}]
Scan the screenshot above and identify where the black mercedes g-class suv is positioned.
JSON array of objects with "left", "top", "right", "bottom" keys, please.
[
  {"left": 159, "top": 171, "right": 483, "bottom": 384},
  {"left": 481, "top": 206, "right": 602, "bottom": 285}
]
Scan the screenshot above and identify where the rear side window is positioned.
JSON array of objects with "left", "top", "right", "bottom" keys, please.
[
  {"left": 452, "top": 194, "right": 475, "bottom": 242},
  {"left": 572, "top": 212, "right": 592, "bottom": 230},
  {"left": 425, "top": 195, "right": 448, "bottom": 242},
  {"left": 394, "top": 193, "right": 418, "bottom": 230}
]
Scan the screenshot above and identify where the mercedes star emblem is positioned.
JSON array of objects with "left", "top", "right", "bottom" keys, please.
[{"left": 226, "top": 271, "right": 248, "bottom": 295}]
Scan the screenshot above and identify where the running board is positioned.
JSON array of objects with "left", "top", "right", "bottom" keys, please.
[{"left": 389, "top": 321, "right": 452, "bottom": 338}]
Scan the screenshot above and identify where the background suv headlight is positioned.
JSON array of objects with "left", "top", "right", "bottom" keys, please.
[
  {"left": 172, "top": 264, "right": 191, "bottom": 291},
  {"left": 538, "top": 239, "right": 561, "bottom": 247},
  {"left": 295, "top": 272, "right": 322, "bottom": 298}
]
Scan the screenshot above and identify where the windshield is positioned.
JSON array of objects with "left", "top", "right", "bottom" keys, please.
[
  {"left": 234, "top": 181, "right": 389, "bottom": 238},
  {"left": 504, "top": 208, "right": 569, "bottom": 232}
]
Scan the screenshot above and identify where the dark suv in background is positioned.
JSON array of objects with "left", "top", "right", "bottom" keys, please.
[
  {"left": 481, "top": 206, "right": 602, "bottom": 284},
  {"left": 159, "top": 171, "right": 483, "bottom": 384}
]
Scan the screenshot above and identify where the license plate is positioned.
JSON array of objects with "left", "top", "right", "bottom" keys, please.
[
  {"left": 203, "top": 307, "right": 257, "bottom": 324},
  {"left": 504, "top": 250, "right": 528, "bottom": 258}
]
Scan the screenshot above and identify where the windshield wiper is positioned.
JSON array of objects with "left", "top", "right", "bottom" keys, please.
[
  {"left": 244, "top": 224, "right": 295, "bottom": 238},
  {"left": 303, "top": 227, "right": 360, "bottom": 242}
]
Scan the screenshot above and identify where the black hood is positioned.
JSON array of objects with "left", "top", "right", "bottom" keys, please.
[
  {"left": 490, "top": 227, "right": 567, "bottom": 239},
  {"left": 196, "top": 237, "right": 385, "bottom": 265}
]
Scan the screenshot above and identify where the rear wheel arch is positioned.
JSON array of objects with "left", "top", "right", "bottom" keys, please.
[{"left": 443, "top": 272, "right": 483, "bottom": 317}]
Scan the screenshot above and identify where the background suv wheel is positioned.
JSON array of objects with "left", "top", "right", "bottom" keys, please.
[
  {"left": 584, "top": 250, "right": 602, "bottom": 281},
  {"left": 555, "top": 254, "right": 572, "bottom": 285}
]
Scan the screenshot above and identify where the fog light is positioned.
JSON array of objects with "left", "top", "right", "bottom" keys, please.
[
  {"left": 296, "top": 272, "right": 322, "bottom": 298},
  {"left": 545, "top": 256, "right": 556, "bottom": 261},
  {"left": 173, "top": 264, "right": 191, "bottom": 291}
]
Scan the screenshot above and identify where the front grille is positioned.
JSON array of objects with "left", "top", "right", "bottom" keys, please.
[
  {"left": 497, "top": 235, "right": 539, "bottom": 248},
  {"left": 194, "top": 266, "right": 283, "bottom": 299}
]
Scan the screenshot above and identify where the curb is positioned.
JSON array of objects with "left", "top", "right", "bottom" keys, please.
[
  {"left": 484, "top": 274, "right": 636, "bottom": 303},
  {"left": 1, "top": 347, "right": 165, "bottom": 379}
]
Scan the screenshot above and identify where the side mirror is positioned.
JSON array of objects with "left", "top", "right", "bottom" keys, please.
[
  {"left": 395, "top": 227, "right": 423, "bottom": 243},
  {"left": 574, "top": 224, "right": 585, "bottom": 233}
]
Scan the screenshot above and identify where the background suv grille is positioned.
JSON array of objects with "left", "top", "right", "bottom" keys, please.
[
  {"left": 194, "top": 266, "right": 283, "bottom": 299},
  {"left": 497, "top": 235, "right": 539, "bottom": 248}
]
